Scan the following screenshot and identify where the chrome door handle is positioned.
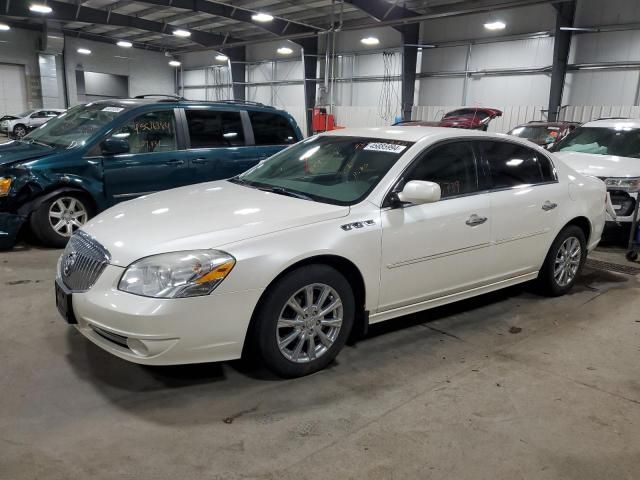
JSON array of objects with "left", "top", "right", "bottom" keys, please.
[
  {"left": 465, "top": 214, "right": 488, "bottom": 226},
  {"left": 542, "top": 201, "right": 558, "bottom": 211},
  {"left": 191, "top": 158, "right": 208, "bottom": 165},
  {"left": 165, "top": 159, "right": 185, "bottom": 166}
]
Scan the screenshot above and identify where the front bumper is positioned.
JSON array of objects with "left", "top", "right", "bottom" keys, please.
[
  {"left": 68, "top": 265, "right": 265, "bottom": 365},
  {"left": 0, "top": 212, "right": 26, "bottom": 249}
]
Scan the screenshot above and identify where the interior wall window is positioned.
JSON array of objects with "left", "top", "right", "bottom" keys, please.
[
  {"left": 249, "top": 111, "right": 297, "bottom": 146},
  {"left": 185, "top": 109, "right": 245, "bottom": 148},
  {"left": 404, "top": 142, "right": 478, "bottom": 198},
  {"left": 480, "top": 141, "right": 554, "bottom": 188},
  {"left": 108, "top": 110, "right": 177, "bottom": 154}
]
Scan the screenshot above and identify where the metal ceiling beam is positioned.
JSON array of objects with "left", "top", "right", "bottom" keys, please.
[
  {"left": 132, "top": 0, "right": 322, "bottom": 39},
  {"left": 343, "top": 0, "right": 419, "bottom": 29},
  {"left": 2, "top": 0, "right": 240, "bottom": 47}
]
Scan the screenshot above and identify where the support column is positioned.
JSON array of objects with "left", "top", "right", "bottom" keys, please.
[
  {"left": 299, "top": 37, "right": 319, "bottom": 136},
  {"left": 548, "top": 0, "right": 576, "bottom": 121},
  {"left": 228, "top": 46, "right": 246, "bottom": 101},
  {"left": 400, "top": 24, "right": 419, "bottom": 121}
]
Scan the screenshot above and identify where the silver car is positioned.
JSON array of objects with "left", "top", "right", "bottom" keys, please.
[{"left": 0, "top": 108, "right": 66, "bottom": 138}]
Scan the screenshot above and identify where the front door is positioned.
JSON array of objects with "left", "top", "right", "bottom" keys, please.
[
  {"left": 477, "top": 140, "right": 561, "bottom": 279},
  {"left": 379, "top": 141, "right": 493, "bottom": 312},
  {"left": 101, "top": 108, "right": 189, "bottom": 202}
]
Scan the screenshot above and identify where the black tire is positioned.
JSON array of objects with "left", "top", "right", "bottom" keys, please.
[
  {"left": 252, "top": 264, "right": 355, "bottom": 378},
  {"left": 626, "top": 251, "right": 638, "bottom": 262},
  {"left": 29, "top": 193, "right": 94, "bottom": 248},
  {"left": 538, "top": 225, "right": 587, "bottom": 296},
  {"left": 13, "top": 124, "right": 27, "bottom": 138}
]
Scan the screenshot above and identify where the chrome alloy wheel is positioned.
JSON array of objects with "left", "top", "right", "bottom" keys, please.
[
  {"left": 554, "top": 236, "right": 581, "bottom": 287},
  {"left": 48, "top": 197, "right": 88, "bottom": 237},
  {"left": 276, "top": 283, "right": 343, "bottom": 363},
  {"left": 13, "top": 125, "right": 26, "bottom": 138}
]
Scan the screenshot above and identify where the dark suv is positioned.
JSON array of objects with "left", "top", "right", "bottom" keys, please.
[{"left": 0, "top": 96, "right": 302, "bottom": 249}]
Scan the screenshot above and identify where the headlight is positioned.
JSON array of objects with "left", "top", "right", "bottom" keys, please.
[
  {"left": 0, "top": 177, "right": 12, "bottom": 196},
  {"left": 118, "top": 250, "right": 235, "bottom": 298},
  {"left": 604, "top": 177, "right": 640, "bottom": 192}
]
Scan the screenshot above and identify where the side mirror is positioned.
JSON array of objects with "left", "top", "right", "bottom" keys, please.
[
  {"left": 397, "top": 180, "right": 441, "bottom": 205},
  {"left": 101, "top": 137, "right": 130, "bottom": 156}
]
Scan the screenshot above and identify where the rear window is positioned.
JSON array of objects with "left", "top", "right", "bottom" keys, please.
[
  {"left": 185, "top": 109, "right": 245, "bottom": 148},
  {"left": 249, "top": 111, "right": 297, "bottom": 146},
  {"left": 479, "top": 141, "right": 555, "bottom": 188}
]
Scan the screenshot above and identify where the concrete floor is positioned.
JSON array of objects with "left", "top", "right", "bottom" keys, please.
[{"left": 1, "top": 243, "right": 640, "bottom": 479}]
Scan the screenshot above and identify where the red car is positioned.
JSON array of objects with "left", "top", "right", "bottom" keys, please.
[
  {"left": 507, "top": 121, "right": 581, "bottom": 149},
  {"left": 394, "top": 107, "right": 503, "bottom": 131}
]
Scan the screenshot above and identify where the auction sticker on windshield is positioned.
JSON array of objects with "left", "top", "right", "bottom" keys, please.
[{"left": 364, "top": 142, "right": 407, "bottom": 154}]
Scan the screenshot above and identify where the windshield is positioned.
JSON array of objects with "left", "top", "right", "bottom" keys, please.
[
  {"left": 509, "top": 125, "right": 561, "bottom": 144},
  {"left": 552, "top": 127, "right": 640, "bottom": 158},
  {"left": 16, "top": 110, "right": 35, "bottom": 118},
  {"left": 444, "top": 110, "right": 490, "bottom": 121},
  {"left": 234, "top": 136, "right": 414, "bottom": 205},
  {"left": 23, "top": 103, "right": 132, "bottom": 149}
]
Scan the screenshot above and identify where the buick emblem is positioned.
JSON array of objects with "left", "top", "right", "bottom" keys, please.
[{"left": 63, "top": 251, "right": 78, "bottom": 277}]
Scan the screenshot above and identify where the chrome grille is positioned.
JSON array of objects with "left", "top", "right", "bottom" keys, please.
[{"left": 58, "top": 231, "right": 111, "bottom": 293}]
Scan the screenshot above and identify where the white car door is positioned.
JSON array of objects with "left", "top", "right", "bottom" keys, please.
[
  {"left": 29, "top": 110, "right": 49, "bottom": 127},
  {"left": 378, "top": 140, "right": 493, "bottom": 312},
  {"left": 478, "top": 140, "right": 562, "bottom": 279}
]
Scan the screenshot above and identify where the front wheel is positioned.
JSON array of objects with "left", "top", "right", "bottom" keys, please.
[
  {"left": 13, "top": 124, "right": 27, "bottom": 138},
  {"left": 30, "top": 193, "right": 94, "bottom": 248},
  {"left": 538, "top": 225, "right": 587, "bottom": 296},
  {"left": 253, "top": 264, "right": 355, "bottom": 378}
]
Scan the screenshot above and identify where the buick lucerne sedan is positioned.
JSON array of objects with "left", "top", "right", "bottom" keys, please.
[{"left": 55, "top": 128, "right": 606, "bottom": 377}]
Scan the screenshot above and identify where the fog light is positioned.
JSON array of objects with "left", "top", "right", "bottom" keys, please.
[{"left": 127, "top": 338, "right": 150, "bottom": 357}]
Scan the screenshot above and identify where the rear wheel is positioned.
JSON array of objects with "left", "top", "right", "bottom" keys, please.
[
  {"left": 30, "top": 193, "right": 93, "bottom": 248},
  {"left": 538, "top": 225, "right": 586, "bottom": 296},
  {"left": 253, "top": 264, "right": 355, "bottom": 378},
  {"left": 13, "top": 124, "right": 27, "bottom": 138}
]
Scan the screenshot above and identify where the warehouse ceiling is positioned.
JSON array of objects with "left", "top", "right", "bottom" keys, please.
[{"left": 0, "top": 0, "right": 561, "bottom": 52}]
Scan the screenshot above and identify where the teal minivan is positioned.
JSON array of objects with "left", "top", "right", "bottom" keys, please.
[{"left": 0, "top": 96, "right": 302, "bottom": 249}]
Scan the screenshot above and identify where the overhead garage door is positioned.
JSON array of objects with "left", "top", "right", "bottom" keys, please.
[{"left": 0, "top": 64, "right": 27, "bottom": 117}]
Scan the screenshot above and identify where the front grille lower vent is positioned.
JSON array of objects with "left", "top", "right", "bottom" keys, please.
[{"left": 58, "top": 231, "right": 111, "bottom": 293}]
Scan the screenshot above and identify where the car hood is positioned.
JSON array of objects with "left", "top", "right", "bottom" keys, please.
[
  {"left": 554, "top": 151, "right": 640, "bottom": 178},
  {"left": 83, "top": 180, "right": 351, "bottom": 266},
  {"left": 0, "top": 139, "right": 55, "bottom": 166}
]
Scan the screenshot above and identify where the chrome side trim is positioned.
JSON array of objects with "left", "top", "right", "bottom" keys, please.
[
  {"left": 494, "top": 229, "right": 548, "bottom": 245},
  {"left": 387, "top": 242, "right": 491, "bottom": 269}
]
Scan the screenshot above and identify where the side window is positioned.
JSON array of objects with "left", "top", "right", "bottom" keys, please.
[
  {"left": 480, "top": 141, "right": 554, "bottom": 188},
  {"left": 185, "top": 109, "right": 245, "bottom": 148},
  {"left": 404, "top": 141, "right": 478, "bottom": 198},
  {"left": 32, "top": 111, "right": 47, "bottom": 119},
  {"left": 249, "top": 111, "right": 297, "bottom": 146},
  {"left": 108, "top": 110, "right": 177, "bottom": 154}
]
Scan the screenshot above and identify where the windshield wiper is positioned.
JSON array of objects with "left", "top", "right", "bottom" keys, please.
[
  {"left": 257, "top": 185, "right": 313, "bottom": 201},
  {"left": 21, "top": 138, "right": 52, "bottom": 148}
]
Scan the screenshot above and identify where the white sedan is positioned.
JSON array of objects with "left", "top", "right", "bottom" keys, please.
[
  {"left": 0, "top": 108, "right": 66, "bottom": 138},
  {"left": 55, "top": 128, "right": 606, "bottom": 377}
]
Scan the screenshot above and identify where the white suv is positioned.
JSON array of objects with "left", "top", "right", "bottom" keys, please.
[
  {"left": 553, "top": 119, "right": 640, "bottom": 223},
  {"left": 0, "top": 108, "right": 66, "bottom": 138}
]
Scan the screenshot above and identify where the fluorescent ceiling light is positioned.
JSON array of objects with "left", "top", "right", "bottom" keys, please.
[
  {"left": 169, "top": 60, "right": 181, "bottom": 67},
  {"left": 29, "top": 4, "right": 52, "bottom": 13},
  {"left": 484, "top": 21, "right": 506, "bottom": 30},
  {"left": 0, "top": 24, "right": 10, "bottom": 31},
  {"left": 361, "top": 36, "right": 380, "bottom": 46},
  {"left": 215, "top": 54, "right": 229, "bottom": 61},
  {"left": 77, "top": 48, "right": 92, "bottom": 55},
  {"left": 252, "top": 13, "right": 274, "bottom": 22},
  {"left": 117, "top": 40, "right": 132, "bottom": 48},
  {"left": 277, "top": 46, "right": 293, "bottom": 55},
  {"left": 560, "top": 26, "right": 598, "bottom": 32},
  {"left": 173, "top": 29, "right": 191, "bottom": 37}
]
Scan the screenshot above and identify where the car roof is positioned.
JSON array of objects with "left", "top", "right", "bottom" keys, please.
[
  {"left": 321, "top": 126, "right": 515, "bottom": 143},
  {"left": 86, "top": 97, "right": 281, "bottom": 112},
  {"left": 582, "top": 118, "right": 640, "bottom": 129}
]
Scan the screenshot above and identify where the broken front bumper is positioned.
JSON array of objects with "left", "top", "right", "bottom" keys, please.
[{"left": 0, "top": 212, "right": 25, "bottom": 249}]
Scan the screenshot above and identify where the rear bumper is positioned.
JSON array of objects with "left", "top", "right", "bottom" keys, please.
[{"left": 0, "top": 212, "right": 25, "bottom": 249}]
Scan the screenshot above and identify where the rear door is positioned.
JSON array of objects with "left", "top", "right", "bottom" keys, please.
[
  {"left": 478, "top": 140, "right": 561, "bottom": 279},
  {"left": 182, "top": 107, "right": 256, "bottom": 181},
  {"left": 101, "top": 108, "right": 190, "bottom": 202}
]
